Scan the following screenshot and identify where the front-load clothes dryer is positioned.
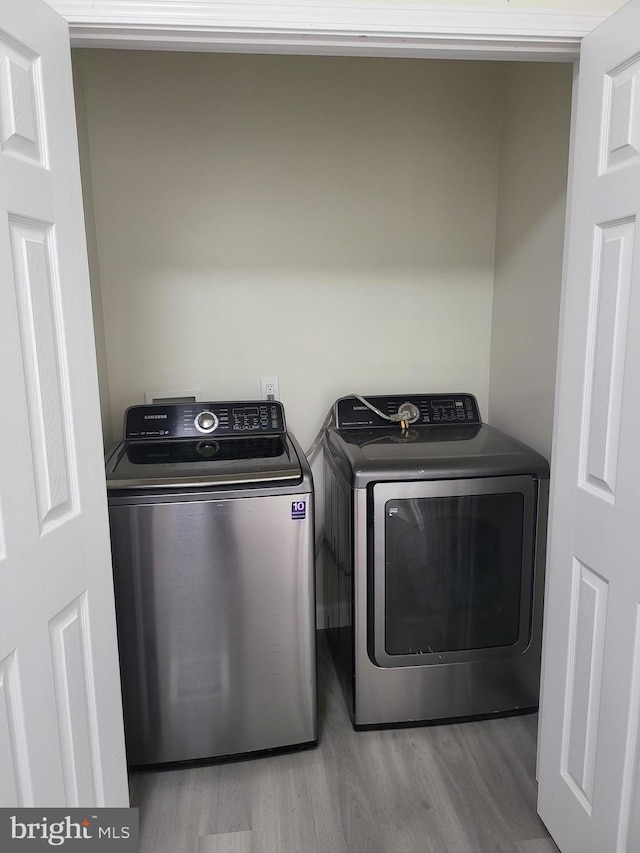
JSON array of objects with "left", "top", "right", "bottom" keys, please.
[
  {"left": 323, "top": 393, "right": 549, "bottom": 729},
  {"left": 106, "top": 401, "right": 316, "bottom": 766}
]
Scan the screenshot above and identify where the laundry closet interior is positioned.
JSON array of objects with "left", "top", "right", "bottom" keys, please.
[{"left": 72, "top": 48, "right": 573, "bottom": 623}]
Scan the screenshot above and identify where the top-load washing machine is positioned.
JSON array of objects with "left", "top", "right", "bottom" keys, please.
[
  {"left": 106, "top": 400, "right": 316, "bottom": 766},
  {"left": 323, "top": 393, "right": 549, "bottom": 728}
]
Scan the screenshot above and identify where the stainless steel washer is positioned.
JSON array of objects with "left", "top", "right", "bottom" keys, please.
[
  {"left": 323, "top": 393, "right": 549, "bottom": 729},
  {"left": 106, "top": 401, "right": 316, "bottom": 766}
]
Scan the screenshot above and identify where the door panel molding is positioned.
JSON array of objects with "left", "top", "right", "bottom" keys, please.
[
  {"left": 0, "top": 35, "right": 45, "bottom": 167},
  {"left": 616, "top": 602, "right": 640, "bottom": 852},
  {"left": 0, "top": 490, "right": 6, "bottom": 562},
  {"left": 601, "top": 54, "right": 640, "bottom": 173},
  {"left": 49, "top": 594, "right": 103, "bottom": 807},
  {"left": 580, "top": 217, "right": 635, "bottom": 500},
  {"left": 8, "top": 216, "right": 79, "bottom": 533},
  {"left": 561, "top": 559, "right": 608, "bottom": 812},
  {"left": 47, "top": 0, "right": 608, "bottom": 59},
  {"left": 0, "top": 651, "right": 33, "bottom": 807}
]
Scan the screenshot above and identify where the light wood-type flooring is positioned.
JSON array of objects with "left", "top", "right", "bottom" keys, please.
[{"left": 129, "top": 632, "right": 560, "bottom": 853}]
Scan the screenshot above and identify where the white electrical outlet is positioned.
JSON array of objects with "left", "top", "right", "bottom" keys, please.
[{"left": 260, "top": 378, "right": 280, "bottom": 400}]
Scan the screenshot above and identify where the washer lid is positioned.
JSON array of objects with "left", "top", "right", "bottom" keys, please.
[
  {"left": 105, "top": 434, "right": 303, "bottom": 490},
  {"left": 324, "top": 423, "right": 549, "bottom": 486}
]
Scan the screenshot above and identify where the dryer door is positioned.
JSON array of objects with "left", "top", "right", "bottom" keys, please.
[{"left": 371, "top": 476, "right": 538, "bottom": 668}]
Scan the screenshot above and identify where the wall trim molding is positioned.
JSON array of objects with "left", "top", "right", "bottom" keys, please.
[{"left": 48, "top": 1, "right": 607, "bottom": 59}]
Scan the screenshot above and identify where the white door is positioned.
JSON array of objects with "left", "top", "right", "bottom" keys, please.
[
  {"left": 0, "top": 0, "right": 128, "bottom": 806},
  {"left": 538, "top": 0, "right": 640, "bottom": 850}
]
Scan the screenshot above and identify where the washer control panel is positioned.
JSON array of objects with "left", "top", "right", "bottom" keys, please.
[
  {"left": 335, "top": 394, "right": 480, "bottom": 429},
  {"left": 124, "top": 401, "right": 286, "bottom": 440}
]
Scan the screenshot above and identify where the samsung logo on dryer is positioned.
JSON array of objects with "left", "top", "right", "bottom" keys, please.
[
  {"left": 144, "top": 414, "right": 168, "bottom": 420},
  {"left": 352, "top": 406, "right": 369, "bottom": 411}
]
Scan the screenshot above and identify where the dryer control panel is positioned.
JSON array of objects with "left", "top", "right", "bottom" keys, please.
[
  {"left": 124, "top": 401, "right": 287, "bottom": 440},
  {"left": 335, "top": 394, "right": 481, "bottom": 429}
]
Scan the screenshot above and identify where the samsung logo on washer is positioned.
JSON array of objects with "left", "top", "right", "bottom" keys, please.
[{"left": 144, "top": 414, "right": 168, "bottom": 420}]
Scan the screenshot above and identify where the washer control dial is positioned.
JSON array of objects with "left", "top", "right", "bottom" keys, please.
[{"left": 194, "top": 410, "right": 219, "bottom": 434}]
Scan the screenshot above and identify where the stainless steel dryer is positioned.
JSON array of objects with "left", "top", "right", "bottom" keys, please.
[
  {"left": 323, "top": 393, "right": 549, "bottom": 728},
  {"left": 106, "top": 401, "right": 316, "bottom": 766}
]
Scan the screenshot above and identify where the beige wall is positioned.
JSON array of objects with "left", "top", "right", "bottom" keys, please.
[
  {"left": 72, "top": 53, "right": 113, "bottom": 449},
  {"left": 73, "top": 50, "right": 506, "bottom": 450},
  {"left": 74, "top": 50, "right": 573, "bottom": 625},
  {"left": 488, "top": 62, "right": 573, "bottom": 461}
]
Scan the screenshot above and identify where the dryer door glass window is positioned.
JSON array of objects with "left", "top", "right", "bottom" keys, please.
[{"left": 384, "top": 493, "right": 524, "bottom": 655}]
